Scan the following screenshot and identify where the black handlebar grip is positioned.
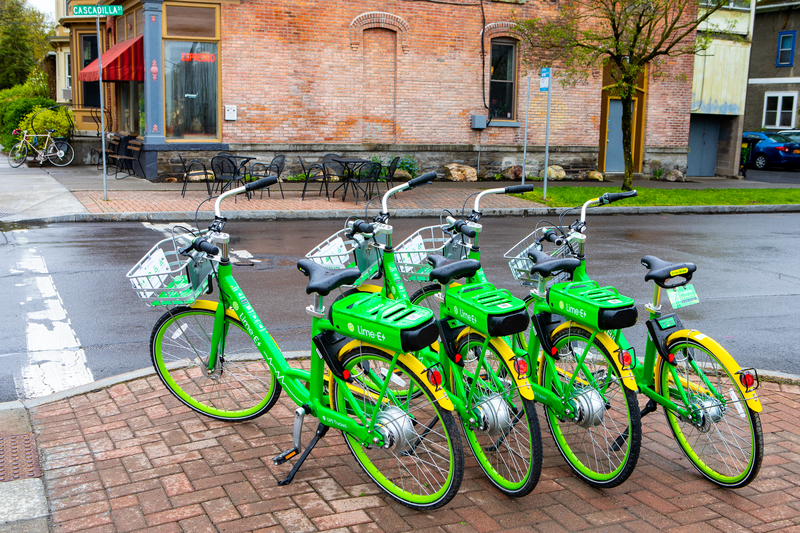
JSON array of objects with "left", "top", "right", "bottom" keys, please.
[
  {"left": 602, "top": 190, "right": 638, "bottom": 204},
  {"left": 407, "top": 171, "right": 437, "bottom": 188},
  {"left": 352, "top": 220, "right": 375, "bottom": 234},
  {"left": 454, "top": 220, "right": 477, "bottom": 238},
  {"left": 504, "top": 184, "right": 534, "bottom": 194},
  {"left": 543, "top": 229, "right": 563, "bottom": 245},
  {"left": 196, "top": 239, "right": 220, "bottom": 256},
  {"left": 245, "top": 176, "right": 278, "bottom": 192}
]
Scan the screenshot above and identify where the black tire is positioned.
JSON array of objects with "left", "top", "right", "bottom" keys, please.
[
  {"left": 331, "top": 346, "right": 464, "bottom": 510},
  {"left": 753, "top": 153, "right": 769, "bottom": 170},
  {"left": 46, "top": 141, "right": 74, "bottom": 166},
  {"left": 455, "top": 332, "right": 543, "bottom": 497},
  {"left": 657, "top": 337, "right": 763, "bottom": 488},
  {"left": 8, "top": 142, "right": 27, "bottom": 167},
  {"left": 150, "top": 306, "right": 281, "bottom": 421},
  {"left": 542, "top": 325, "right": 641, "bottom": 488}
]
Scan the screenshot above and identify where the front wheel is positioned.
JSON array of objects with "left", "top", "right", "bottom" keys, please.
[
  {"left": 658, "top": 337, "right": 763, "bottom": 488},
  {"left": 330, "top": 346, "right": 464, "bottom": 510},
  {"left": 456, "top": 332, "right": 542, "bottom": 497},
  {"left": 8, "top": 142, "right": 27, "bottom": 167},
  {"left": 753, "top": 153, "right": 769, "bottom": 170},
  {"left": 150, "top": 306, "right": 281, "bottom": 421},
  {"left": 46, "top": 141, "right": 74, "bottom": 166},
  {"left": 542, "top": 326, "right": 641, "bottom": 488}
]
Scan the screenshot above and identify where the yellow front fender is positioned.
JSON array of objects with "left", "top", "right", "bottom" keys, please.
[
  {"left": 190, "top": 299, "right": 240, "bottom": 321},
  {"left": 549, "top": 322, "right": 638, "bottom": 391},
  {"left": 454, "top": 328, "right": 535, "bottom": 401},
  {"left": 666, "top": 330, "right": 762, "bottom": 413},
  {"left": 336, "top": 340, "right": 455, "bottom": 411}
]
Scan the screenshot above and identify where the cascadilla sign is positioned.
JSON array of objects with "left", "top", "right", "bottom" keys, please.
[{"left": 72, "top": 5, "right": 123, "bottom": 16}]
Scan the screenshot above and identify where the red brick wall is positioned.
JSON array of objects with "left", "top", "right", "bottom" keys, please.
[{"left": 219, "top": 0, "right": 692, "bottom": 149}]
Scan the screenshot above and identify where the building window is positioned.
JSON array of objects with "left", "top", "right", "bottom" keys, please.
[
  {"left": 763, "top": 92, "right": 797, "bottom": 129},
  {"left": 81, "top": 34, "right": 100, "bottom": 107},
  {"left": 66, "top": 53, "right": 71, "bottom": 88},
  {"left": 777, "top": 31, "right": 796, "bottom": 67},
  {"left": 164, "top": 41, "right": 218, "bottom": 140},
  {"left": 490, "top": 39, "right": 516, "bottom": 120}
]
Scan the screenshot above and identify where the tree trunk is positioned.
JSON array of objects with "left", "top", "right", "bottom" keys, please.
[{"left": 620, "top": 94, "right": 635, "bottom": 191}]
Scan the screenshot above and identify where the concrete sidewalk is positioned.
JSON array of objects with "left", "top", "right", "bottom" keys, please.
[
  {"left": 1, "top": 165, "right": 799, "bottom": 224},
  {"left": 2, "top": 363, "right": 799, "bottom": 533}
]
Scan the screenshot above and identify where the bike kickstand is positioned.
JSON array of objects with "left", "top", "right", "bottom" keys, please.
[
  {"left": 639, "top": 399, "right": 658, "bottom": 419},
  {"left": 277, "top": 423, "right": 329, "bottom": 486}
]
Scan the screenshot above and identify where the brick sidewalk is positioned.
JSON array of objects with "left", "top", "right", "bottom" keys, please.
[
  {"left": 70, "top": 188, "right": 538, "bottom": 215},
  {"left": 29, "top": 360, "right": 800, "bottom": 533}
]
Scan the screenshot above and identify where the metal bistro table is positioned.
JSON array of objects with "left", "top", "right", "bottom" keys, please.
[
  {"left": 223, "top": 154, "right": 255, "bottom": 195},
  {"left": 331, "top": 157, "right": 370, "bottom": 202}
]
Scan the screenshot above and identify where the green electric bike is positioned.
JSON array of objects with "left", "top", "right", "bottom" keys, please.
[
  {"left": 403, "top": 186, "right": 642, "bottom": 489},
  {"left": 129, "top": 174, "right": 465, "bottom": 510}
]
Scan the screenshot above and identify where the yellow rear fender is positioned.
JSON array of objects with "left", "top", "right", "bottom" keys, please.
[
  {"left": 550, "top": 322, "right": 638, "bottom": 391},
  {"left": 336, "top": 340, "right": 455, "bottom": 410},
  {"left": 666, "top": 330, "right": 762, "bottom": 413},
  {"left": 454, "top": 328, "right": 535, "bottom": 401}
]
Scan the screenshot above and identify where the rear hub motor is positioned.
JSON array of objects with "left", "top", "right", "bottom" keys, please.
[
  {"left": 573, "top": 387, "right": 606, "bottom": 428},
  {"left": 694, "top": 398, "right": 724, "bottom": 433},
  {"left": 476, "top": 394, "right": 513, "bottom": 436},
  {"left": 376, "top": 406, "right": 416, "bottom": 450}
]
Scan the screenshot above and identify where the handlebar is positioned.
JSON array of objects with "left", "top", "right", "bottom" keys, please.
[
  {"left": 446, "top": 218, "right": 476, "bottom": 238},
  {"left": 504, "top": 184, "right": 535, "bottom": 195},
  {"left": 350, "top": 219, "right": 375, "bottom": 235},
  {"left": 182, "top": 237, "right": 219, "bottom": 257},
  {"left": 471, "top": 184, "right": 535, "bottom": 215},
  {"left": 580, "top": 189, "right": 637, "bottom": 223},
  {"left": 245, "top": 176, "right": 278, "bottom": 193},
  {"left": 380, "top": 171, "right": 437, "bottom": 215}
]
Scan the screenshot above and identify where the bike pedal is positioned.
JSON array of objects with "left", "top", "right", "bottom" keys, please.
[{"left": 273, "top": 447, "right": 300, "bottom": 466}]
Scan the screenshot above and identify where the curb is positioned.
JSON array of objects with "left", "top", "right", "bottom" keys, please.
[{"left": 6, "top": 203, "right": 800, "bottom": 224}]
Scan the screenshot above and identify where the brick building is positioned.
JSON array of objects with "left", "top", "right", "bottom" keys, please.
[{"left": 62, "top": 0, "right": 695, "bottom": 179}]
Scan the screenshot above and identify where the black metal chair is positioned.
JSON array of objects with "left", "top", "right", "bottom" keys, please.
[
  {"left": 261, "top": 155, "right": 285, "bottom": 199},
  {"left": 298, "top": 156, "right": 328, "bottom": 201},
  {"left": 379, "top": 156, "right": 400, "bottom": 194},
  {"left": 354, "top": 161, "right": 382, "bottom": 203},
  {"left": 211, "top": 155, "right": 244, "bottom": 201},
  {"left": 178, "top": 153, "right": 213, "bottom": 198},
  {"left": 323, "top": 154, "right": 348, "bottom": 199}
]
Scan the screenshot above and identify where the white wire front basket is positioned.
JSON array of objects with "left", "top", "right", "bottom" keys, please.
[
  {"left": 395, "top": 225, "right": 471, "bottom": 282},
  {"left": 505, "top": 228, "right": 572, "bottom": 287},
  {"left": 127, "top": 233, "right": 214, "bottom": 306},
  {"left": 305, "top": 227, "right": 385, "bottom": 282}
]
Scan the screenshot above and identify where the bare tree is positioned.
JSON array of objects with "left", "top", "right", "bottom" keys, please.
[{"left": 515, "top": 0, "right": 735, "bottom": 190}]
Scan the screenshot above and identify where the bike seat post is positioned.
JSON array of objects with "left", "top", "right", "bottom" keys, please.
[{"left": 646, "top": 283, "right": 663, "bottom": 317}]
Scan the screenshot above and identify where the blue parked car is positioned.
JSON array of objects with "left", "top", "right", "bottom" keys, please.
[{"left": 742, "top": 132, "right": 800, "bottom": 170}]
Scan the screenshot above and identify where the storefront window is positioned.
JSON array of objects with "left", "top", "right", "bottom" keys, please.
[
  {"left": 164, "top": 41, "right": 218, "bottom": 140},
  {"left": 120, "top": 81, "right": 143, "bottom": 135}
]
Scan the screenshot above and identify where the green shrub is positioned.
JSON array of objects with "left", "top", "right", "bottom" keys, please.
[
  {"left": 18, "top": 106, "right": 73, "bottom": 139},
  {"left": 0, "top": 96, "right": 55, "bottom": 149}
]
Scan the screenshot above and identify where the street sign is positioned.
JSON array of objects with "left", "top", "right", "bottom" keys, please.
[
  {"left": 539, "top": 67, "right": 550, "bottom": 92},
  {"left": 72, "top": 5, "right": 123, "bottom": 16}
]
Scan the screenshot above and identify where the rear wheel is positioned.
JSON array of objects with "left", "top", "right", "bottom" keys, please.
[
  {"left": 150, "top": 307, "right": 281, "bottom": 421},
  {"left": 542, "top": 325, "right": 641, "bottom": 488},
  {"left": 330, "top": 346, "right": 463, "bottom": 510},
  {"left": 409, "top": 285, "right": 443, "bottom": 320},
  {"left": 46, "top": 141, "right": 74, "bottom": 166},
  {"left": 456, "top": 332, "right": 542, "bottom": 497},
  {"left": 8, "top": 143, "right": 27, "bottom": 167},
  {"left": 658, "top": 337, "right": 763, "bottom": 488}
]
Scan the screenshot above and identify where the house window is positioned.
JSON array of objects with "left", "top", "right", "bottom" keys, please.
[
  {"left": 490, "top": 38, "right": 516, "bottom": 120},
  {"left": 80, "top": 34, "right": 100, "bottom": 107},
  {"left": 777, "top": 31, "right": 796, "bottom": 67},
  {"left": 66, "top": 53, "right": 71, "bottom": 88},
  {"left": 763, "top": 92, "right": 797, "bottom": 129}
]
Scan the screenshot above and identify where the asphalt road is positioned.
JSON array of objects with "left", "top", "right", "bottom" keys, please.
[
  {"left": 745, "top": 168, "right": 800, "bottom": 184},
  {"left": 1, "top": 212, "right": 798, "bottom": 403}
]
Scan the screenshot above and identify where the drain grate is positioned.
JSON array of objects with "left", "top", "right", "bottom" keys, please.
[{"left": 0, "top": 434, "right": 42, "bottom": 482}]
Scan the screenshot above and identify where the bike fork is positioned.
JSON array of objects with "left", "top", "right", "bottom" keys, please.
[{"left": 273, "top": 405, "right": 330, "bottom": 486}]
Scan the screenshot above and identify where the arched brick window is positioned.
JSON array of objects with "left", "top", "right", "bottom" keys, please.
[{"left": 350, "top": 12, "right": 409, "bottom": 52}]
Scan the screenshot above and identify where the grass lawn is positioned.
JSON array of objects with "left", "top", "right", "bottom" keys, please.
[{"left": 518, "top": 187, "right": 800, "bottom": 207}]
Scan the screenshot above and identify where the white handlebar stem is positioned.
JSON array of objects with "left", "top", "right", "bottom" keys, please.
[
  {"left": 214, "top": 185, "right": 248, "bottom": 217},
  {"left": 473, "top": 187, "right": 506, "bottom": 213}
]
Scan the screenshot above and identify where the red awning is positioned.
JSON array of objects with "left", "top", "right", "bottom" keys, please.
[{"left": 78, "top": 35, "right": 143, "bottom": 82}]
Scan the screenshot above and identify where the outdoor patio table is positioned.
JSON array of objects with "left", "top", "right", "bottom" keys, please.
[{"left": 331, "top": 157, "right": 370, "bottom": 201}]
